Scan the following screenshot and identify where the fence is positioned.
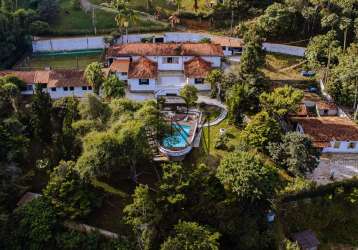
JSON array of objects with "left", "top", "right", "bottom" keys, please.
[
  {"left": 32, "top": 36, "right": 106, "bottom": 52},
  {"left": 32, "top": 32, "right": 306, "bottom": 57}
]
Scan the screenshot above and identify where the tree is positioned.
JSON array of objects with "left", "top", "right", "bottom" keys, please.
[
  {"left": 240, "top": 111, "right": 282, "bottom": 152},
  {"left": 75, "top": 131, "right": 120, "bottom": 179},
  {"left": 257, "top": 3, "right": 299, "bottom": 38},
  {"left": 30, "top": 85, "right": 53, "bottom": 145},
  {"left": 179, "top": 85, "right": 198, "bottom": 111},
  {"left": 327, "top": 43, "right": 358, "bottom": 107},
  {"left": 102, "top": 75, "right": 125, "bottom": 99},
  {"left": 2, "top": 83, "right": 20, "bottom": 113},
  {"left": 305, "top": 30, "right": 341, "bottom": 68},
  {"left": 268, "top": 132, "right": 320, "bottom": 177},
  {"left": 11, "top": 198, "right": 58, "bottom": 250},
  {"left": 226, "top": 83, "right": 257, "bottom": 126},
  {"left": 84, "top": 62, "right": 104, "bottom": 95},
  {"left": 44, "top": 161, "right": 98, "bottom": 219},
  {"left": 259, "top": 85, "right": 303, "bottom": 118},
  {"left": 29, "top": 20, "right": 50, "bottom": 36},
  {"left": 206, "top": 69, "right": 223, "bottom": 98},
  {"left": 78, "top": 93, "right": 111, "bottom": 124},
  {"left": 124, "top": 185, "right": 162, "bottom": 250},
  {"left": 37, "top": 0, "right": 59, "bottom": 22},
  {"left": 160, "top": 221, "right": 220, "bottom": 250},
  {"left": 216, "top": 151, "right": 279, "bottom": 202}
]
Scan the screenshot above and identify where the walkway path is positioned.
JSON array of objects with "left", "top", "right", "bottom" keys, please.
[{"left": 198, "top": 95, "right": 228, "bottom": 127}]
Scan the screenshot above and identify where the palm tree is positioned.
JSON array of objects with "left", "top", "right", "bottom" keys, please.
[
  {"left": 339, "top": 17, "right": 351, "bottom": 51},
  {"left": 103, "top": 0, "right": 136, "bottom": 43}
]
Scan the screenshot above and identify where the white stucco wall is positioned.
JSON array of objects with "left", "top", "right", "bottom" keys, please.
[
  {"left": 33, "top": 36, "right": 105, "bottom": 52},
  {"left": 317, "top": 108, "right": 338, "bottom": 117},
  {"left": 129, "top": 79, "right": 156, "bottom": 92},
  {"left": 47, "top": 87, "right": 93, "bottom": 99},
  {"left": 262, "top": 42, "right": 306, "bottom": 57},
  {"left": 323, "top": 141, "right": 358, "bottom": 153},
  {"left": 186, "top": 78, "right": 211, "bottom": 91}
]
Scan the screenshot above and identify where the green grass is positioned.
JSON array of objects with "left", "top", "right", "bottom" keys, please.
[
  {"left": 261, "top": 53, "right": 308, "bottom": 81},
  {"left": 185, "top": 118, "right": 242, "bottom": 168},
  {"left": 91, "top": 178, "right": 128, "bottom": 198},
  {"left": 51, "top": 0, "right": 117, "bottom": 34},
  {"left": 14, "top": 53, "right": 103, "bottom": 70}
]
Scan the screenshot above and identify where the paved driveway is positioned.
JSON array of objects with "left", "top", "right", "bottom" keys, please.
[{"left": 308, "top": 153, "right": 358, "bottom": 185}]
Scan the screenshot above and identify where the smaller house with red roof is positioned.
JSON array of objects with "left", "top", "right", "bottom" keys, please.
[
  {"left": 293, "top": 117, "right": 358, "bottom": 153},
  {"left": 107, "top": 42, "right": 224, "bottom": 94},
  {"left": 0, "top": 70, "right": 93, "bottom": 98}
]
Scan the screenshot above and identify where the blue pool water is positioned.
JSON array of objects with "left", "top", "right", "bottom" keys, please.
[{"left": 162, "top": 124, "right": 191, "bottom": 148}]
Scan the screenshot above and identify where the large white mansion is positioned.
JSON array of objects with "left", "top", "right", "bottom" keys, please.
[{"left": 107, "top": 43, "right": 224, "bottom": 95}]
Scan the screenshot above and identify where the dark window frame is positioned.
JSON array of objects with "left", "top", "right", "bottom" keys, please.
[
  {"left": 139, "top": 79, "right": 150, "bottom": 85},
  {"left": 194, "top": 78, "right": 204, "bottom": 84}
]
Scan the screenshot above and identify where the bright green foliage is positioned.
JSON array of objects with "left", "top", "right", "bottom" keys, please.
[
  {"left": 217, "top": 151, "right": 279, "bottom": 202},
  {"left": 259, "top": 85, "right": 304, "bottom": 118},
  {"left": 160, "top": 221, "right": 220, "bottom": 250},
  {"left": 179, "top": 84, "right": 198, "bottom": 107},
  {"left": 240, "top": 111, "right": 282, "bottom": 152},
  {"left": 30, "top": 85, "right": 53, "bottom": 145},
  {"left": 283, "top": 239, "right": 300, "bottom": 250},
  {"left": 84, "top": 62, "right": 104, "bottom": 94},
  {"left": 124, "top": 184, "right": 162, "bottom": 250},
  {"left": 305, "top": 30, "right": 341, "bottom": 68},
  {"left": 29, "top": 20, "right": 50, "bottom": 36},
  {"left": 53, "top": 97, "right": 81, "bottom": 161},
  {"left": 102, "top": 75, "right": 125, "bottom": 99},
  {"left": 76, "top": 131, "right": 121, "bottom": 179},
  {"left": 268, "top": 132, "right": 319, "bottom": 177},
  {"left": 109, "top": 98, "right": 142, "bottom": 123},
  {"left": 226, "top": 83, "right": 257, "bottom": 125},
  {"left": 327, "top": 43, "right": 358, "bottom": 106},
  {"left": 78, "top": 93, "right": 111, "bottom": 124},
  {"left": 12, "top": 198, "right": 57, "bottom": 250},
  {"left": 257, "top": 3, "right": 299, "bottom": 38},
  {"left": 239, "top": 27, "right": 265, "bottom": 76},
  {"left": 206, "top": 69, "right": 223, "bottom": 97},
  {"left": 159, "top": 163, "right": 190, "bottom": 205},
  {"left": 72, "top": 119, "right": 105, "bottom": 136},
  {"left": 44, "top": 161, "right": 97, "bottom": 219}
]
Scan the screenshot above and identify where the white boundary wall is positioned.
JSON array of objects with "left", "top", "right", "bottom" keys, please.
[
  {"left": 32, "top": 36, "right": 105, "bottom": 52},
  {"left": 32, "top": 32, "right": 306, "bottom": 57}
]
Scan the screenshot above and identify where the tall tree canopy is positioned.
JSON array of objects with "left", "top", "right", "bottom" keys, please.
[{"left": 217, "top": 151, "right": 279, "bottom": 202}]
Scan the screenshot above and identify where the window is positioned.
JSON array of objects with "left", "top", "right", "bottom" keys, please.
[
  {"left": 139, "top": 79, "right": 149, "bottom": 85},
  {"left": 82, "top": 86, "right": 88, "bottom": 90},
  {"left": 348, "top": 142, "right": 356, "bottom": 149},
  {"left": 51, "top": 87, "right": 56, "bottom": 92},
  {"left": 163, "top": 57, "right": 179, "bottom": 64},
  {"left": 121, "top": 72, "right": 128, "bottom": 76},
  {"left": 88, "top": 86, "right": 93, "bottom": 90},
  {"left": 333, "top": 141, "right": 341, "bottom": 149},
  {"left": 63, "top": 87, "right": 68, "bottom": 91},
  {"left": 27, "top": 85, "right": 33, "bottom": 91},
  {"left": 69, "top": 86, "right": 74, "bottom": 91},
  {"left": 194, "top": 78, "right": 204, "bottom": 84},
  {"left": 323, "top": 109, "right": 329, "bottom": 115}
]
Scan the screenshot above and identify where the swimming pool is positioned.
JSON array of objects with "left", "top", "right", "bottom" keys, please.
[{"left": 162, "top": 124, "right": 191, "bottom": 148}]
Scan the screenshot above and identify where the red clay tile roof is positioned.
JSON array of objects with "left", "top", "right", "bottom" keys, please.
[
  {"left": 48, "top": 70, "right": 89, "bottom": 88},
  {"left": 107, "top": 43, "right": 224, "bottom": 57},
  {"left": 128, "top": 57, "right": 157, "bottom": 79},
  {"left": 0, "top": 70, "right": 89, "bottom": 87},
  {"left": 316, "top": 101, "right": 337, "bottom": 110},
  {"left": 211, "top": 36, "right": 244, "bottom": 48},
  {"left": 184, "top": 56, "right": 212, "bottom": 78},
  {"left": 292, "top": 103, "right": 308, "bottom": 117},
  {"left": 292, "top": 117, "right": 358, "bottom": 147},
  {"left": 0, "top": 71, "right": 36, "bottom": 85},
  {"left": 110, "top": 60, "right": 130, "bottom": 72}
]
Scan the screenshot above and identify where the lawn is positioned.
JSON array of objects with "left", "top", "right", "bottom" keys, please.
[
  {"left": 91, "top": 0, "right": 209, "bottom": 14},
  {"left": 261, "top": 53, "right": 308, "bottom": 81},
  {"left": 51, "top": 0, "right": 168, "bottom": 35},
  {"left": 185, "top": 118, "right": 242, "bottom": 168},
  {"left": 14, "top": 53, "right": 103, "bottom": 70}
]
